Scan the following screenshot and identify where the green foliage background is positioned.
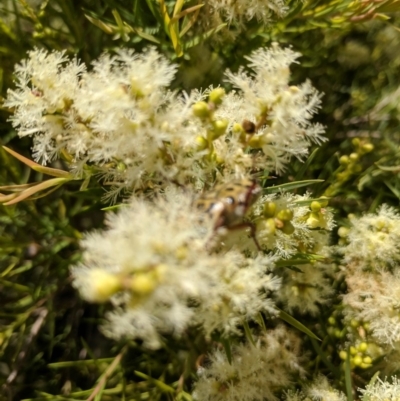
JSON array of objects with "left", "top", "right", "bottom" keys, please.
[{"left": 0, "top": 0, "right": 399, "bottom": 400}]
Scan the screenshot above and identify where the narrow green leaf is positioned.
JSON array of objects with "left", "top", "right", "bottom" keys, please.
[
  {"left": 173, "top": 0, "right": 185, "bottom": 16},
  {"left": 293, "top": 196, "right": 330, "bottom": 206},
  {"left": 48, "top": 358, "right": 115, "bottom": 368},
  {"left": 183, "top": 23, "right": 227, "bottom": 49},
  {"left": 375, "top": 164, "right": 400, "bottom": 172},
  {"left": 220, "top": 337, "right": 232, "bottom": 364},
  {"left": 134, "top": 27, "right": 160, "bottom": 44},
  {"left": 171, "top": 4, "right": 204, "bottom": 22},
  {"left": 257, "top": 312, "right": 267, "bottom": 331},
  {"left": 80, "top": 175, "right": 91, "bottom": 191},
  {"left": 84, "top": 14, "right": 114, "bottom": 34},
  {"left": 277, "top": 308, "right": 321, "bottom": 340},
  {"left": 344, "top": 350, "right": 354, "bottom": 401},
  {"left": 144, "top": 0, "right": 159, "bottom": 19},
  {"left": 384, "top": 179, "right": 400, "bottom": 199},
  {"left": 295, "top": 148, "right": 320, "bottom": 180},
  {"left": 134, "top": 371, "right": 175, "bottom": 393},
  {"left": 265, "top": 179, "right": 324, "bottom": 193},
  {"left": 3, "top": 146, "right": 71, "bottom": 178},
  {"left": 4, "top": 177, "right": 69, "bottom": 205},
  {"left": 274, "top": 253, "right": 326, "bottom": 267},
  {"left": 101, "top": 204, "right": 125, "bottom": 211},
  {"left": 310, "top": 338, "right": 341, "bottom": 377},
  {"left": 243, "top": 320, "right": 256, "bottom": 347}
]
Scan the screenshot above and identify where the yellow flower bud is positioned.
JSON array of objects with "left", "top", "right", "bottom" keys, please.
[
  {"left": 349, "top": 152, "right": 359, "bottom": 161},
  {"left": 263, "top": 202, "right": 277, "bottom": 218},
  {"left": 358, "top": 342, "right": 368, "bottom": 352},
  {"left": 310, "top": 201, "right": 321, "bottom": 212},
  {"left": 210, "top": 119, "right": 228, "bottom": 140},
  {"left": 195, "top": 136, "right": 208, "bottom": 151},
  {"left": 192, "top": 101, "right": 210, "bottom": 118},
  {"left": 248, "top": 135, "right": 262, "bottom": 148},
  {"left": 260, "top": 218, "right": 276, "bottom": 235},
  {"left": 338, "top": 226, "right": 349, "bottom": 238},
  {"left": 89, "top": 269, "right": 122, "bottom": 302},
  {"left": 209, "top": 88, "right": 225, "bottom": 105},
  {"left": 276, "top": 209, "right": 293, "bottom": 221},
  {"left": 130, "top": 273, "right": 157, "bottom": 296},
  {"left": 362, "top": 143, "right": 374, "bottom": 153},
  {"left": 281, "top": 221, "right": 295, "bottom": 235},
  {"left": 306, "top": 212, "right": 320, "bottom": 228}
]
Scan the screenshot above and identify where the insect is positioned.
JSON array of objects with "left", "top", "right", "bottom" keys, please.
[{"left": 195, "top": 178, "right": 262, "bottom": 251}]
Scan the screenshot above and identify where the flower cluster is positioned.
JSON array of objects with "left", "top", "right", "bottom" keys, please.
[
  {"left": 72, "top": 189, "right": 280, "bottom": 348},
  {"left": 341, "top": 205, "right": 400, "bottom": 271},
  {"left": 206, "top": 0, "right": 287, "bottom": 24},
  {"left": 192, "top": 326, "right": 304, "bottom": 401},
  {"left": 5, "top": 45, "right": 325, "bottom": 196},
  {"left": 339, "top": 206, "right": 400, "bottom": 369},
  {"left": 285, "top": 375, "right": 346, "bottom": 401},
  {"left": 222, "top": 192, "right": 334, "bottom": 258},
  {"left": 359, "top": 376, "right": 400, "bottom": 401}
]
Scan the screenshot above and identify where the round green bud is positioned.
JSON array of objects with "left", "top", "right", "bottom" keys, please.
[
  {"left": 276, "top": 209, "right": 294, "bottom": 221},
  {"left": 211, "top": 119, "right": 228, "bottom": 139},
  {"left": 352, "top": 138, "right": 361, "bottom": 147},
  {"left": 281, "top": 221, "right": 295, "bottom": 235},
  {"left": 117, "top": 162, "right": 127, "bottom": 172},
  {"left": 350, "top": 319, "right": 359, "bottom": 328},
  {"left": 233, "top": 122, "right": 244, "bottom": 133},
  {"left": 352, "top": 164, "right": 362, "bottom": 173},
  {"left": 334, "top": 329, "right": 342, "bottom": 338},
  {"left": 362, "top": 356, "right": 372, "bottom": 365},
  {"left": 263, "top": 218, "right": 276, "bottom": 235},
  {"left": 358, "top": 342, "right": 368, "bottom": 352},
  {"left": 192, "top": 101, "right": 210, "bottom": 118},
  {"left": 339, "top": 350, "right": 347, "bottom": 360},
  {"left": 248, "top": 135, "right": 262, "bottom": 148},
  {"left": 328, "top": 316, "right": 336, "bottom": 326},
  {"left": 360, "top": 362, "right": 372, "bottom": 369},
  {"left": 350, "top": 346, "right": 357, "bottom": 355},
  {"left": 195, "top": 136, "right": 208, "bottom": 151},
  {"left": 131, "top": 273, "right": 156, "bottom": 295},
  {"left": 339, "top": 155, "right": 350, "bottom": 165},
  {"left": 310, "top": 201, "right": 321, "bottom": 212},
  {"left": 263, "top": 202, "right": 277, "bottom": 218},
  {"left": 90, "top": 270, "right": 122, "bottom": 302},
  {"left": 209, "top": 88, "right": 225, "bottom": 105},
  {"left": 349, "top": 152, "right": 359, "bottom": 161},
  {"left": 362, "top": 143, "right": 374, "bottom": 153},
  {"left": 352, "top": 355, "right": 362, "bottom": 366},
  {"left": 338, "top": 226, "right": 349, "bottom": 238},
  {"left": 306, "top": 213, "right": 320, "bottom": 229}
]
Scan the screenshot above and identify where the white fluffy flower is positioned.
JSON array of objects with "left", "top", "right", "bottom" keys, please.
[
  {"left": 285, "top": 375, "right": 346, "bottom": 401},
  {"left": 359, "top": 376, "right": 400, "bottom": 401},
  {"left": 205, "top": 0, "right": 287, "bottom": 24},
  {"left": 221, "top": 44, "right": 326, "bottom": 174},
  {"left": 276, "top": 261, "right": 335, "bottom": 315},
  {"left": 6, "top": 45, "right": 325, "bottom": 193},
  {"left": 72, "top": 189, "right": 280, "bottom": 348},
  {"left": 192, "top": 326, "right": 304, "bottom": 401},
  {"left": 343, "top": 269, "right": 400, "bottom": 347},
  {"left": 342, "top": 205, "right": 400, "bottom": 270}
]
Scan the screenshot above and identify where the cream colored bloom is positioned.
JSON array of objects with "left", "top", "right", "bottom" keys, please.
[{"left": 193, "top": 326, "right": 304, "bottom": 401}]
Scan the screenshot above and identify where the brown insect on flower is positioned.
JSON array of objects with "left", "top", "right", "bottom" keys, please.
[{"left": 195, "top": 178, "right": 262, "bottom": 251}]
